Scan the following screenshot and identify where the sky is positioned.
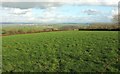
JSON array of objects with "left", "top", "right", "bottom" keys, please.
[{"left": 0, "top": 0, "right": 119, "bottom": 23}]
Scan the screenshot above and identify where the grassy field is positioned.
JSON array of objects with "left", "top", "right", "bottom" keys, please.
[{"left": 2, "top": 31, "right": 119, "bottom": 72}]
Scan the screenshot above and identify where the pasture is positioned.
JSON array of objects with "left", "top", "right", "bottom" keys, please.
[{"left": 2, "top": 31, "right": 119, "bottom": 72}]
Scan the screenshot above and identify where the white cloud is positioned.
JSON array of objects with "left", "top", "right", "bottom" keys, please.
[
  {"left": 0, "top": 7, "right": 35, "bottom": 22},
  {"left": 106, "top": 8, "right": 118, "bottom": 20},
  {"left": 108, "top": 8, "right": 118, "bottom": 20},
  {"left": 82, "top": 9, "right": 102, "bottom": 15},
  {"left": 1, "top": 2, "right": 63, "bottom": 9},
  {"left": 1, "top": 0, "right": 119, "bottom": 23},
  {"left": 1, "top": 7, "right": 32, "bottom": 15},
  {"left": 42, "top": 7, "right": 57, "bottom": 18},
  {"left": 112, "top": 9, "right": 118, "bottom": 15},
  {"left": 11, "top": 8, "right": 32, "bottom": 15},
  {"left": 1, "top": 0, "right": 119, "bottom": 9}
]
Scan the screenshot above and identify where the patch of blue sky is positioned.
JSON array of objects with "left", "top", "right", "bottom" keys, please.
[
  {"left": 27, "top": 4, "right": 117, "bottom": 23},
  {"left": 58, "top": 4, "right": 115, "bottom": 16},
  {"left": 32, "top": 8, "right": 44, "bottom": 18}
]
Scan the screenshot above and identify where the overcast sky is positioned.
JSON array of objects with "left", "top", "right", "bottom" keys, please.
[{"left": 0, "top": 0, "right": 119, "bottom": 23}]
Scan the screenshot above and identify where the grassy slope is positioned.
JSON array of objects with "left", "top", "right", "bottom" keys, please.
[{"left": 2, "top": 31, "right": 119, "bottom": 72}]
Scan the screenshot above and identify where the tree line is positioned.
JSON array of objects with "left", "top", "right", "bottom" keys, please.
[{"left": 2, "top": 24, "right": 120, "bottom": 36}]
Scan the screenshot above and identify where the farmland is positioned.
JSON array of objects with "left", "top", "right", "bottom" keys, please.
[{"left": 2, "top": 31, "right": 119, "bottom": 72}]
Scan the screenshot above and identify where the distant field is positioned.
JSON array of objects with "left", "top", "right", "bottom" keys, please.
[
  {"left": 2, "top": 31, "right": 119, "bottom": 72},
  {"left": 2, "top": 25, "right": 53, "bottom": 32}
]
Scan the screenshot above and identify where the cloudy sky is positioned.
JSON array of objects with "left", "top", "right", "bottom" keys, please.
[{"left": 0, "top": 0, "right": 119, "bottom": 23}]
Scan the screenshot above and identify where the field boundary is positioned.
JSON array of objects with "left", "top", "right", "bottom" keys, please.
[{"left": 1, "top": 30, "right": 120, "bottom": 37}]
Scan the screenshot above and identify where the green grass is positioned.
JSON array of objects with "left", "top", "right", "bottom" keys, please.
[{"left": 2, "top": 31, "right": 119, "bottom": 72}]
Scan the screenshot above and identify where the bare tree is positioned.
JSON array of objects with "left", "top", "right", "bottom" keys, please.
[{"left": 113, "top": 13, "right": 120, "bottom": 24}]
